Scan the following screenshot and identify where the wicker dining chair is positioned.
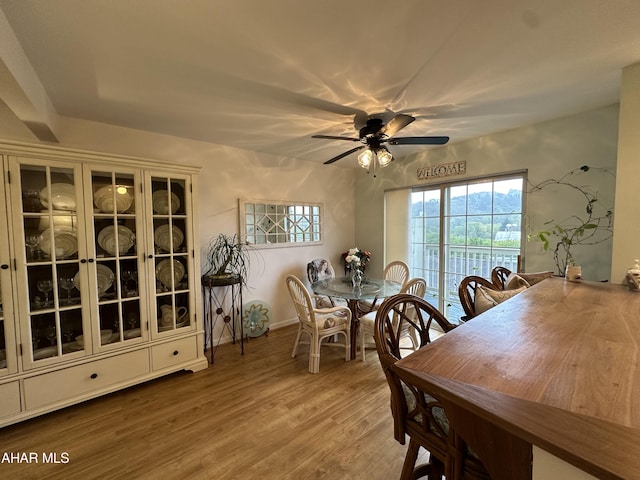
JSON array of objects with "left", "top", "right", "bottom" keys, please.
[
  {"left": 359, "top": 277, "right": 426, "bottom": 361},
  {"left": 373, "top": 294, "right": 490, "bottom": 480},
  {"left": 359, "top": 260, "right": 410, "bottom": 313},
  {"left": 286, "top": 274, "right": 351, "bottom": 374},
  {"left": 306, "top": 258, "right": 345, "bottom": 309}
]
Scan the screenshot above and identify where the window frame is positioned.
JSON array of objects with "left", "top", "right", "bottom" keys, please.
[
  {"left": 409, "top": 171, "right": 527, "bottom": 321},
  {"left": 239, "top": 199, "right": 323, "bottom": 249}
]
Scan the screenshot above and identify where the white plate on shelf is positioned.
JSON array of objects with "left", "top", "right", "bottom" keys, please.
[
  {"left": 94, "top": 185, "right": 133, "bottom": 213},
  {"left": 74, "top": 264, "right": 115, "bottom": 296},
  {"left": 155, "top": 259, "right": 185, "bottom": 289},
  {"left": 154, "top": 224, "right": 184, "bottom": 252},
  {"left": 152, "top": 190, "right": 180, "bottom": 214},
  {"left": 38, "top": 227, "right": 78, "bottom": 259},
  {"left": 39, "top": 183, "right": 76, "bottom": 211},
  {"left": 97, "top": 225, "right": 135, "bottom": 255}
]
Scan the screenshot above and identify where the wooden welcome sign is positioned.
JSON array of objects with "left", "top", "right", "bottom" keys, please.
[{"left": 417, "top": 161, "right": 466, "bottom": 180}]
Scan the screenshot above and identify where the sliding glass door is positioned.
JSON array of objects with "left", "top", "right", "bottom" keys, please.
[{"left": 409, "top": 174, "right": 525, "bottom": 322}]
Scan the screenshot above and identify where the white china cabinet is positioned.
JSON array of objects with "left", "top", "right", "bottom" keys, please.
[{"left": 0, "top": 141, "right": 207, "bottom": 427}]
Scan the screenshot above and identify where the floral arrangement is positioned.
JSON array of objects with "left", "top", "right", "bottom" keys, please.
[{"left": 341, "top": 247, "right": 371, "bottom": 274}]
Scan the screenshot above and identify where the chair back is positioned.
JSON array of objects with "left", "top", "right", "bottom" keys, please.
[
  {"left": 373, "top": 294, "right": 456, "bottom": 457},
  {"left": 383, "top": 260, "right": 410, "bottom": 286},
  {"left": 374, "top": 294, "right": 491, "bottom": 479},
  {"left": 307, "top": 258, "right": 336, "bottom": 284},
  {"left": 491, "top": 266, "right": 512, "bottom": 290},
  {"left": 402, "top": 277, "right": 426, "bottom": 297},
  {"left": 286, "top": 274, "right": 315, "bottom": 325},
  {"left": 458, "top": 275, "right": 499, "bottom": 321}
]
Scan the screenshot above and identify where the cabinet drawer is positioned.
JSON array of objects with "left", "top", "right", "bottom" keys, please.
[
  {"left": 152, "top": 337, "right": 198, "bottom": 371},
  {"left": 24, "top": 349, "right": 150, "bottom": 410},
  {"left": 0, "top": 381, "right": 22, "bottom": 418}
]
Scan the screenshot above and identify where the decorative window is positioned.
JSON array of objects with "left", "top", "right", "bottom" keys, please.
[{"left": 240, "top": 199, "right": 322, "bottom": 248}]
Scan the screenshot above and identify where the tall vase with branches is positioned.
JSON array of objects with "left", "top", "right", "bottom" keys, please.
[{"left": 528, "top": 165, "right": 614, "bottom": 276}]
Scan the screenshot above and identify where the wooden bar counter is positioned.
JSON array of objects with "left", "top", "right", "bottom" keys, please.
[{"left": 395, "top": 277, "right": 640, "bottom": 479}]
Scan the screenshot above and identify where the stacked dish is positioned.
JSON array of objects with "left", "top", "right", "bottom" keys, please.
[
  {"left": 94, "top": 185, "right": 133, "bottom": 213},
  {"left": 73, "top": 264, "right": 115, "bottom": 296},
  {"left": 152, "top": 190, "right": 180, "bottom": 214},
  {"left": 154, "top": 224, "right": 184, "bottom": 252},
  {"left": 39, "top": 183, "right": 76, "bottom": 211},
  {"left": 38, "top": 210, "right": 77, "bottom": 230},
  {"left": 38, "top": 227, "right": 78, "bottom": 259},
  {"left": 155, "top": 259, "right": 185, "bottom": 289},
  {"left": 98, "top": 225, "right": 135, "bottom": 255}
]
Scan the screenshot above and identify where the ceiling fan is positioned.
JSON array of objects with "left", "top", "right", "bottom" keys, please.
[{"left": 312, "top": 113, "right": 449, "bottom": 170}]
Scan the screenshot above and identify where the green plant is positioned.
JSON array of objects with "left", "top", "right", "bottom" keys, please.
[
  {"left": 202, "top": 233, "right": 250, "bottom": 284},
  {"left": 528, "top": 165, "right": 614, "bottom": 276}
]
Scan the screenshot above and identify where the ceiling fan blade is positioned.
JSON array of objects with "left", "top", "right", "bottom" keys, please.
[
  {"left": 323, "top": 145, "right": 366, "bottom": 165},
  {"left": 388, "top": 136, "right": 450, "bottom": 145},
  {"left": 379, "top": 114, "right": 415, "bottom": 138},
  {"left": 312, "top": 134, "right": 361, "bottom": 142}
]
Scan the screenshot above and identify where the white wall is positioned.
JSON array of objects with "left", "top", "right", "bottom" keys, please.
[
  {"left": 355, "top": 105, "right": 619, "bottom": 282},
  {"left": 612, "top": 62, "right": 640, "bottom": 281},
  {"left": 0, "top": 107, "right": 356, "bottom": 333}
]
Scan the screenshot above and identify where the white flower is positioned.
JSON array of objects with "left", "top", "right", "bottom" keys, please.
[
  {"left": 345, "top": 254, "right": 361, "bottom": 266},
  {"left": 348, "top": 247, "right": 359, "bottom": 256}
]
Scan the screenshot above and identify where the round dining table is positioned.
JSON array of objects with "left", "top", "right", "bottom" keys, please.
[{"left": 311, "top": 276, "right": 402, "bottom": 359}]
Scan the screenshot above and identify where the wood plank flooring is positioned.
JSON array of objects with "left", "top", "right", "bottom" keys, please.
[{"left": 0, "top": 325, "right": 427, "bottom": 480}]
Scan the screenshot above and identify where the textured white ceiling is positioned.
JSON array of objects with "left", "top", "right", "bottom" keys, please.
[{"left": 1, "top": 0, "right": 640, "bottom": 165}]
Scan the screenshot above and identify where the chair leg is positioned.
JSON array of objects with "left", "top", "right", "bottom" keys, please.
[
  {"left": 360, "top": 327, "right": 367, "bottom": 362},
  {"left": 410, "top": 328, "right": 419, "bottom": 351},
  {"left": 430, "top": 457, "right": 445, "bottom": 479},
  {"left": 400, "top": 439, "right": 421, "bottom": 480},
  {"left": 309, "top": 333, "right": 320, "bottom": 374},
  {"left": 291, "top": 325, "right": 303, "bottom": 358},
  {"left": 345, "top": 329, "right": 351, "bottom": 362}
]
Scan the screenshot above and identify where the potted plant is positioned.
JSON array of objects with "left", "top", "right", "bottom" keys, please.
[
  {"left": 528, "top": 165, "right": 614, "bottom": 277},
  {"left": 201, "top": 233, "right": 251, "bottom": 286}
]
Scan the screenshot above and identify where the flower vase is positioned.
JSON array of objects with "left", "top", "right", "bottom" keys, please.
[
  {"left": 352, "top": 268, "right": 363, "bottom": 289},
  {"left": 565, "top": 265, "right": 582, "bottom": 282}
]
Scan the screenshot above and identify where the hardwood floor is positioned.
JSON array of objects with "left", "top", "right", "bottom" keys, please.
[{"left": 0, "top": 325, "right": 426, "bottom": 479}]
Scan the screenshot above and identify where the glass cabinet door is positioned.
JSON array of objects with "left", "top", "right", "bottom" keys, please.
[
  {"left": 0, "top": 161, "right": 17, "bottom": 375},
  {"left": 88, "top": 169, "right": 146, "bottom": 348},
  {"left": 11, "top": 158, "right": 90, "bottom": 367},
  {"left": 148, "top": 174, "right": 192, "bottom": 336}
]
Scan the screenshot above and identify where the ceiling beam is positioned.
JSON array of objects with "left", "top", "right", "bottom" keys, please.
[{"left": 0, "top": 8, "right": 59, "bottom": 142}]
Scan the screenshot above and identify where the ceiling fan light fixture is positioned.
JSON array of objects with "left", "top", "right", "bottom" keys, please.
[
  {"left": 377, "top": 147, "right": 393, "bottom": 167},
  {"left": 358, "top": 148, "right": 374, "bottom": 169}
]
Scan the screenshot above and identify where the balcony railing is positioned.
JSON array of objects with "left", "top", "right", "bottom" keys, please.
[{"left": 410, "top": 244, "right": 521, "bottom": 322}]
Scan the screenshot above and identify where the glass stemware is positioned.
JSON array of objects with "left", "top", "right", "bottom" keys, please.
[
  {"left": 37, "top": 279, "right": 53, "bottom": 307},
  {"left": 121, "top": 270, "right": 133, "bottom": 297},
  {"left": 63, "top": 328, "right": 75, "bottom": 343},
  {"left": 31, "top": 328, "right": 41, "bottom": 351},
  {"left": 45, "top": 324, "right": 57, "bottom": 346},
  {"left": 26, "top": 233, "right": 40, "bottom": 261},
  {"left": 59, "top": 277, "right": 75, "bottom": 305},
  {"left": 127, "top": 312, "right": 137, "bottom": 329}
]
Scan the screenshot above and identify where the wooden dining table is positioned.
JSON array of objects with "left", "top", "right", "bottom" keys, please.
[
  {"left": 395, "top": 277, "right": 640, "bottom": 480},
  {"left": 311, "top": 276, "right": 401, "bottom": 359}
]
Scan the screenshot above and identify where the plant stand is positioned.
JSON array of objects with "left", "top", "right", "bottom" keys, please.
[{"left": 202, "top": 275, "right": 244, "bottom": 363}]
